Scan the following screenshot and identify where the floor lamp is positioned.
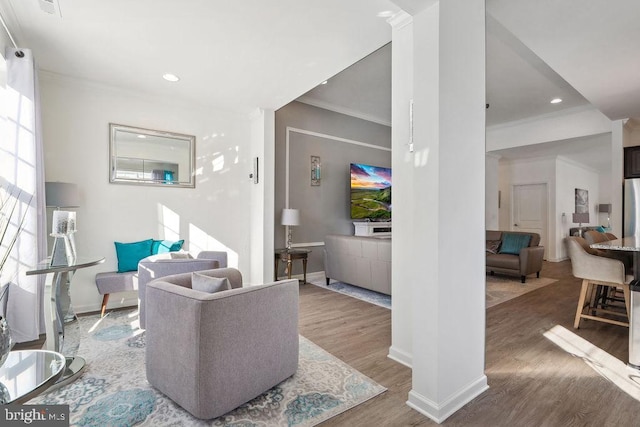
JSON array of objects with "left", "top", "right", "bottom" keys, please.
[{"left": 45, "top": 182, "right": 80, "bottom": 323}]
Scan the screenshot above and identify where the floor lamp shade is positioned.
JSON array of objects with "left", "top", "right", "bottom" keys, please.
[
  {"left": 281, "top": 209, "right": 300, "bottom": 226},
  {"left": 45, "top": 182, "right": 80, "bottom": 208}
]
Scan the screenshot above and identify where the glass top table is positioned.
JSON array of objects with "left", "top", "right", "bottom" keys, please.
[
  {"left": 0, "top": 350, "right": 66, "bottom": 404},
  {"left": 26, "top": 256, "right": 104, "bottom": 389}
]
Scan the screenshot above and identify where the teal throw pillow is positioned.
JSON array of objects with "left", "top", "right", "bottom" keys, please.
[
  {"left": 114, "top": 239, "right": 153, "bottom": 273},
  {"left": 596, "top": 226, "right": 606, "bottom": 233},
  {"left": 498, "top": 233, "right": 531, "bottom": 255},
  {"left": 151, "top": 239, "right": 184, "bottom": 254}
]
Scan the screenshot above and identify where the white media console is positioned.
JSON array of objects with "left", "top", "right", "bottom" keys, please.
[{"left": 353, "top": 221, "right": 392, "bottom": 237}]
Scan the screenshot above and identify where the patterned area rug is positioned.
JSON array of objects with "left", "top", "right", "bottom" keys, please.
[
  {"left": 486, "top": 274, "right": 558, "bottom": 308},
  {"left": 308, "top": 280, "right": 391, "bottom": 309},
  {"left": 31, "top": 310, "right": 386, "bottom": 426}
]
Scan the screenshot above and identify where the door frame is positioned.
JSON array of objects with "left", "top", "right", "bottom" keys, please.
[{"left": 511, "top": 181, "right": 550, "bottom": 260}]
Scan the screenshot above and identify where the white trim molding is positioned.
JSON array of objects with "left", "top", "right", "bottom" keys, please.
[
  {"left": 388, "top": 346, "right": 412, "bottom": 368},
  {"left": 407, "top": 375, "right": 489, "bottom": 424}
]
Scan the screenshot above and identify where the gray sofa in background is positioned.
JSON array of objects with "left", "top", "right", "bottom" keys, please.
[
  {"left": 145, "top": 268, "right": 299, "bottom": 420},
  {"left": 486, "top": 230, "right": 545, "bottom": 283},
  {"left": 137, "top": 250, "right": 227, "bottom": 328},
  {"left": 323, "top": 234, "right": 391, "bottom": 295}
]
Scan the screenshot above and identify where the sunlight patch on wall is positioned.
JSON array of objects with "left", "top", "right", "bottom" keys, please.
[
  {"left": 157, "top": 204, "right": 180, "bottom": 241},
  {"left": 212, "top": 154, "right": 224, "bottom": 172},
  {"left": 544, "top": 325, "right": 640, "bottom": 402},
  {"left": 189, "top": 223, "right": 238, "bottom": 268},
  {"left": 414, "top": 147, "right": 429, "bottom": 167}
]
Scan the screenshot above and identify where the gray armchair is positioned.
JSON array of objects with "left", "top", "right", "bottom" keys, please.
[
  {"left": 137, "top": 250, "right": 227, "bottom": 328},
  {"left": 145, "top": 268, "right": 299, "bottom": 419}
]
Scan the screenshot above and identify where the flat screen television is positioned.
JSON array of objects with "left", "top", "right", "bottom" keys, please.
[{"left": 350, "top": 163, "right": 392, "bottom": 220}]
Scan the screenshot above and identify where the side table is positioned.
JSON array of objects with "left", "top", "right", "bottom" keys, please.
[
  {"left": 275, "top": 249, "right": 311, "bottom": 284},
  {"left": 0, "top": 350, "right": 66, "bottom": 404},
  {"left": 26, "top": 256, "right": 105, "bottom": 389}
]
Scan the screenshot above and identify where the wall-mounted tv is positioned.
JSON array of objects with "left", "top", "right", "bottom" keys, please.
[{"left": 350, "top": 163, "right": 392, "bottom": 220}]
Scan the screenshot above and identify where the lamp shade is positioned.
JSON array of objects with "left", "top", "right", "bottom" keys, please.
[
  {"left": 45, "top": 182, "right": 79, "bottom": 208},
  {"left": 598, "top": 203, "right": 612, "bottom": 213},
  {"left": 281, "top": 208, "right": 300, "bottom": 226},
  {"left": 572, "top": 212, "right": 589, "bottom": 224}
]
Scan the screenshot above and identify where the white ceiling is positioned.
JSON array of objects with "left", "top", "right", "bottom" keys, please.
[
  {"left": 3, "top": 0, "right": 639, "bottom": 170},
  {"left": 0, "top": 0, "right": 399, "bottom": 114}
]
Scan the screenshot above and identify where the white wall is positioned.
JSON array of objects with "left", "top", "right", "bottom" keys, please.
[
  {"left": 498, "top": 157, "right": 556, "bottom": 258},
  {"left": 555, "top": 157, "right": 600, "bottom": 259},
  {"left": 40, "top": 72, "right": 253, "bottom": 313}
]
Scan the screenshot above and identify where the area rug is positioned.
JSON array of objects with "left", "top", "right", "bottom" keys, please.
[
  {"left": 30, "top": 310, "right": 386, "bottom": 426},
  {"left": 486, "top": 274, "right": 558, "bottom": 308},
  {"left": 309, "top": 280, "right": 391, "bottom": 309}
]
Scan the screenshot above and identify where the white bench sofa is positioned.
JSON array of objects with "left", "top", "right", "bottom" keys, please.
[{"left": 323, "top": 234, "right": 391, "bottom": 295}]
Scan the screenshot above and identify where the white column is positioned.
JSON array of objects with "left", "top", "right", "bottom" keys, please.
[
  {"left": 388, "top": 11, "right": 414, "bottom": 368},
  {"left": 249, "top": 108, "right": 275, "bottom": 284},
  {"left": 405, "top": 1, "right": 488, "bottom": 423},
  {"left": 611, "top": 120, "right": 624, "bottom": 236}
]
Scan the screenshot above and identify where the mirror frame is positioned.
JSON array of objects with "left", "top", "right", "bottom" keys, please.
[{"left": 109, "top": 123, "right": 196, "bottom": 188}]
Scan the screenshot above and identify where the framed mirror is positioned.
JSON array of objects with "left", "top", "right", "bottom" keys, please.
[{"left": 109, "top": 123, "right": 196, "bottom": 188}]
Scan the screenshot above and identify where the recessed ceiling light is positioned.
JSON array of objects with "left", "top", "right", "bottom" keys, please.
[
  {"left": 550, "top": 98, "right": 563, "bottom": 104},
  {"left": 377, "top": 10, "right": 394, "bottom": 18},
  {"left": 162, "top": 73, "right": 180, "bottom": 82},
  {"left": 320, "top": 80, "right": 328, "bottom": 85},
  {"left": 137, "top": 135, "right": 146, "bottom": 139}
]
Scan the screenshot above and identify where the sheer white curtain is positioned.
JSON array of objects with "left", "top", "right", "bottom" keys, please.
[{"left": 0, "top": 47, "right": 47, "bottom": 342}]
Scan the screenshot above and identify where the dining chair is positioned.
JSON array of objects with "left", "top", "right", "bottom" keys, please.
[{"left": 565, "top": 236, "right": 631, "bottom": 328}]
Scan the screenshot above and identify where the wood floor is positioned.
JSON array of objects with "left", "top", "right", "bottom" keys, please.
[
  {"left": 300, "top": 260, "right": 640, "bottom": 426},
  {"left": 14, "top": 261, "right": 640, "bottom": 425}
]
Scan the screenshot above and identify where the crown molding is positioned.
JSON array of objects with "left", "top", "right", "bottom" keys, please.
[{"left": 296, "top": 96, "right": 391, "bottom": 127}]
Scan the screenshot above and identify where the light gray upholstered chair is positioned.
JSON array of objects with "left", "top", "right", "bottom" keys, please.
[
  {"left": 145, "top": 268, "right": 299, "bottom": 420},
  {"left": 137, "top": 250, "right": 227, "bottom": 328},
  {"left": 565, "top": 236, "right": 631, "bottom": 328}
]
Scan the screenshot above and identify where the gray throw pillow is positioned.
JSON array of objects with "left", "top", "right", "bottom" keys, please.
[{"left": 191, "top": 272, "right": 231, "bottom": 294}]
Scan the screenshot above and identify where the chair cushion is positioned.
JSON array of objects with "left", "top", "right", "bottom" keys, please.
[
  {"left": 191, "top": 272, "right": 231, "bottom": 293},
  {"left": 151, "top": 239, "right": 184, "bottom": 254},
  {"left": 114, "top": 239, "right": 153, "bottom": 273},
  {"left": 95, "top": 271, "right": 137, "bottom": 294},
  {"left": 499, "top": 233, "right": 531, "bottom": 255}
]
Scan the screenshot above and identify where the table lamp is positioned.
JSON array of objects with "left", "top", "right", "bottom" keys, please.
[
  {"left": 281, "top": 208, "right": 300, "bottom": 250},
  {"left": 45, "top": 182, "right": 79, "bottom": 266},
  {"left": 572, "top": 212, "right": 589, "bottom": 237}
]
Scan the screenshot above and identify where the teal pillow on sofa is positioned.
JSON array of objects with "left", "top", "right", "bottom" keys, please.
[
  {"left": 114, "top": 239, "right": 153, "bottom": 273},
  {"left": 498, "top": 233, "right": 531, "bottom": 255},
  {"left": 151, "top": 239, "right": 184, "bottom": 254}
]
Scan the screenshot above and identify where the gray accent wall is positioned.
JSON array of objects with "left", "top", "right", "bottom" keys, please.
[{"left": 275, "top": 101, "right": 391, "bottom": 277}]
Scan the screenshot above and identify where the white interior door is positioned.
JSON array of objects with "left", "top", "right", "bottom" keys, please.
[{"left": 513, "top": 183, "right": 548, "bottom": 259}]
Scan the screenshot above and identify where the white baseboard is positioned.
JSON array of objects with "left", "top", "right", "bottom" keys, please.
[
  {"left": 407, "top": 375, "right": 489, "bottom": 424},
  {"left": 388, "top": 346, "right": 412, "bottom": 368},
  {"left": 74, "top": 296, "right": 138, "bottom": 315}
]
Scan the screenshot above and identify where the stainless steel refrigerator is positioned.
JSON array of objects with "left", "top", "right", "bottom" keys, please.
[
  {"left": 624, "top": 178, "right": 640, "bottom": 368},
  {"left": 624, "top": 178, "right": 640, "bottom": 237}
]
